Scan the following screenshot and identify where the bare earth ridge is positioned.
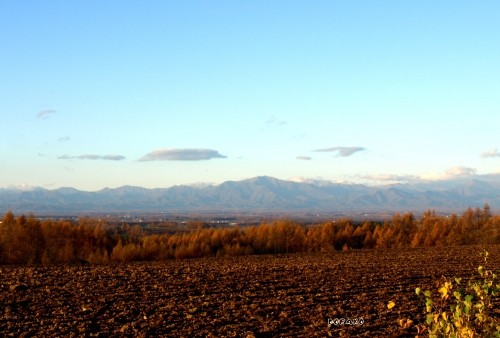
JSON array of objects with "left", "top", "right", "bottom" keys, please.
[{"left": 1, "top": 245, "right": 499, "bottom": 337}]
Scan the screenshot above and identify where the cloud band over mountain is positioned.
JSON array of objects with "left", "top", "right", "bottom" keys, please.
[
  {"left": 362, "top": 174, "right": 420, "bottom": 182},
  {"left": 363, "top": 166, "right": 481, "bottom": 183},
  {"left": 139, "top": 148, "right": 227, "bottom": 161}
]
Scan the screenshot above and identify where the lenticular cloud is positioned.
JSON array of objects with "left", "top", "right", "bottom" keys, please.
[{"left": 139, "top": 148, "right": 227, "bottom": 161}]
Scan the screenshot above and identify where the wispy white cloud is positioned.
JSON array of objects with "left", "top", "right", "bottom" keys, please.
[
  {"left": 36, "top": 109, "right": 56, "bottom": 119},
  {"left": 296, "top": 156, "right": 312, "bottom": 161},
  {"left": 481, "top": 148, "right": 500, "bottom": 158},
  {"left": 58, "top": 154, "right": 126, "bottom": 161},
  {"left": 314, "top": 146, "right": 366, "bottom": 157},
  {"left": 266, "top": 116, "right": 287, "bottom": 127},
  {"left": 139, "top": 148, "right": 227, "bottom": 161},
  {"left": 100, "top": 155, "right": 126, "bottom": 161},
  {"left": 58, "top": 136, "right": 70, "bottom": 142}
]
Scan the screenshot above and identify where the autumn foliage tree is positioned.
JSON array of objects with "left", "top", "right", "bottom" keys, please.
[{"left": 0, "top": 204, "right": 498, "bottom": 264}]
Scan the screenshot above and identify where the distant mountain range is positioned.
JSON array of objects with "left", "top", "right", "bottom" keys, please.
[{"left": 1, "top": 176, "right": 499, "bottom": 215}]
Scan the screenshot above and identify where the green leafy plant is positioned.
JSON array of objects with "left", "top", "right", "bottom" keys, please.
[{"left": 414, "top": 249, "right": 500, "bottom": 337}]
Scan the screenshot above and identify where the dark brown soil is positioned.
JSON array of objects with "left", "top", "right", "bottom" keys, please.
[{"left": 1, "top": 245, "right": 499, "bottom": 337}]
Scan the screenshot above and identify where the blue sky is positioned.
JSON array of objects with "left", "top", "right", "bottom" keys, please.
[{"left": 1, "top": 1, "right": 499, "bottom": 191}]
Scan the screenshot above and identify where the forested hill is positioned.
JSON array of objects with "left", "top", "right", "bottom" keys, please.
[{"left": 1, "top": 176, "right": 499, "bottom": 214}]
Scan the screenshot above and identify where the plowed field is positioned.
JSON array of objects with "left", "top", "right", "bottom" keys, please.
[{"left": 1, "top": 245, "right": 499, "bottom": 337}]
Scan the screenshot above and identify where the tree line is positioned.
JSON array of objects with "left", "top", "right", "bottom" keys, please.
[{"left": 0, "top": 205, "right": 498, "bottom": 264}]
